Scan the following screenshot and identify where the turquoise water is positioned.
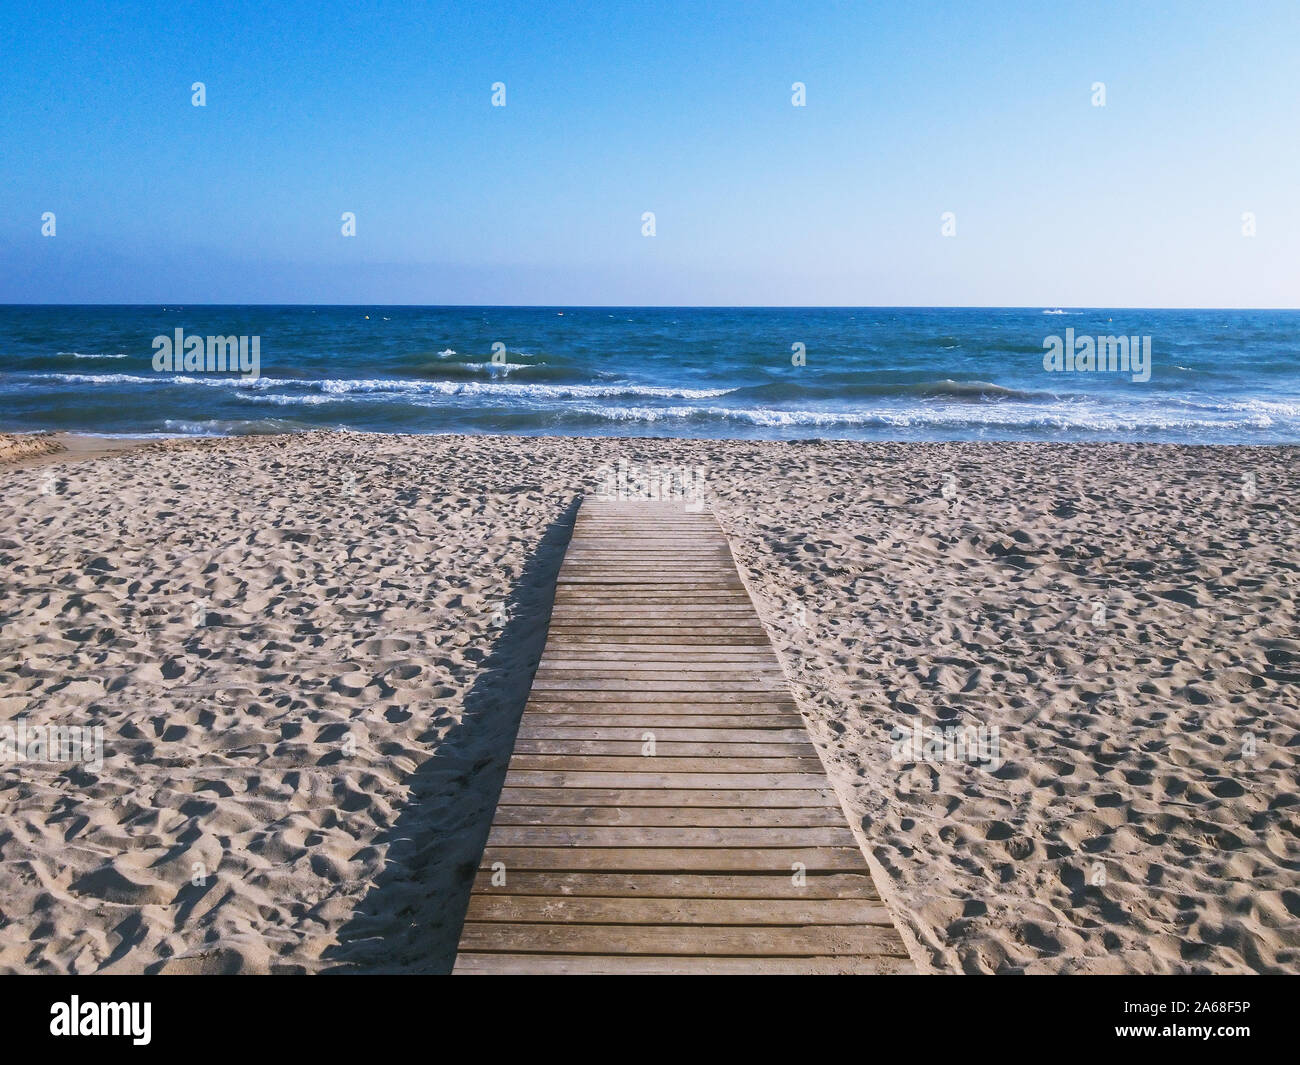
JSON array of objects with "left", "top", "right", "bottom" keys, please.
[{"left": 2, "top": 306, "right": 1297, "bottom": 442}]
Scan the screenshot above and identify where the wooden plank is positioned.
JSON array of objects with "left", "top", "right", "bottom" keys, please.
[
  {"left": 540, "top": 644, "right": 779, "bottom": 655},
  {"left": 486, "top": 826, "right": 859, "bottom": 848},
  {"left": 502, "top": 771, "right": 831, "bottom": 788},
  {"left": 479, "top": 847, "right": 872, "bottom": 872},
  {"left": 495, "top": 787, "right": 837, "bottom": 807},
  {"left": 546, "top": 635, "right": 772, "bottom": 645},
  {"left": 544, "top": 624, "right": 767, "bottom": 635},
  {"left": 556, "top": 580, "right": 745, "bottom": 588},
  {"left": 470, "top": 870, "right": 881, "bottom": 898},
  {"left": 531, "top": 668, "right": 782, "bottom": 681},
  {"left": 558, "top": 570, "right": 737, "bottom": 578},
  {"left": 552, "top": 601, "right": 756, "bottom": 608},
  {"left": 543, "top": 611, "right": 759, "bottom": 621},
  {"left": 504, "top": 756, "right": 827, "bottom": 773},
  {"left": 554, "top": 587, "right": 753, "bottom": 595},
  {"left": 514, "top": 712, "right": 800, "bottom": 728},
  {"left": 499, "top": 759, "right": 816, "bottom": 775},
  {"left": 537, "top": 660, "right": 785, "bottom": 672},
  {"left": 522, "top": 700, "right": 801, "bottom": 713},
  {"left": 510, "top": 739, "right": 818, "bottom": 758},
  {"left": 514, "top": 715, "right": 807, "bottom": 729},
  {"left": 559, "top": 564, "right": 735, "bottom": 571},
  {"left": 491, "top": 806, "right": 850, "bottom": 827},
  {"left": 524, "top": 691, "right": 799, "bottom": 704},
  {"left": 536, "top": 664, "right": 785, "bottom": 675},
  {"left": 562, "top": 555, "right": 734, "bottom": 562},
  {"left": 551, "top": 605, "right": 760, "bottom": 613},
  {"left": 536, "top": 653, "right": 781, "bottom": 663},
  {"left": 528, "top": 678, "right": 785, "bottom": 692},
  {"left": 465, "top": 895, "right": 893, "bottom": 925},
  {"left": 457, "top": 923, "right": 907, "bottom": 957},
  {"left": 453, "top": 499, "right": 909, "bottom": 975},
  {"left": 454, "top": 954, "right": 915, "bottom": 975},
  {"left": 562, "top": 554, "right": 729, "bottom": 559},
  {"left": 513, "top": 725, "right": 811, "bottom": 742},
  {"left": 532, "top": 670, "right": 790, "bottom": 687}
]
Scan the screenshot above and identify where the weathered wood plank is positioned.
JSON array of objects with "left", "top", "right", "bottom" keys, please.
[
  {"left": 504, "top": 755, "right": 827, "bottom": 773},
  {"left": 479, "top": 846, "right": 873, "bottom": 872},
  {"left": 553, "top": 590, "right": 759, "bottom": 600},
  {"left": 495, "top": 787, "right": 837, "bottom": 807},
  {"left": 531, "top": 668, "right": 783, "bottom": 682},
  {"left": 545, "top": 625, "right": 767, "bottom": 635},
  {"left": 491, "top": 805, "right": 850, "bottom": 827},
  {"left": 502, "top": 771, "right": 832, "bottom": 789},
  {"left": 522, "top": 699, "right": 801, "bottom": 713},
  {"left": 541, "top": 653, "right": 775, "bottom": 661},
  {"left": 525, "top": 691, "right": 800, "bottom": 705},
  {"left": 546, "top": 612, "right": 761, "bottom": 620},
  {"left": 486, "top": 825, "right": 859, "bottom": 848},
  {"left": 469, "top": 869, "right": 881, "bottom": 898},
  {"left": 458, "top": 923, "right": 907, "bottom": 957},
  {"left": 510, "top": 739, "right": 818, "bottom": 758},
  {"left": 527, "top": 687, "right": 793, "bottom": 701},
  {"left": 454, "top": 954, "right": 916, "bottom": 974},
  {"left": 464, "top": 895, "right": 894, "bottom": 925},
  {"left": 540, "top": 637, "right": 769, "bottom": 644},
  {"left": 537, "top": 660, "right": 785, "bottom": 672},
  {"left": 513, "top": 725, "right": 811, "bottom": 742},
  {"left": 515, "top": 714, "right": 807, "bottom": 728},
  {"left": 516, "top": 717, "right": 807, "bottom": 732},
  {"left": 528, "top": 677, "right": 785, "bottom": 692}
]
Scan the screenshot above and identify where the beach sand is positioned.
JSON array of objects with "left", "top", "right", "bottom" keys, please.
[
  {"left": 0, "top": 431, "right": 64, "bottom": 466},
  {"left": 1, "top": 432, "right": 1296, "bottom": 974}
]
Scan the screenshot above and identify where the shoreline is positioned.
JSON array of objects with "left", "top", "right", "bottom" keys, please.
[
  {"left": 7, "top": 427, "right": 1300, "bottom": 449},
  {"left": 2, "top": 432, "right": 1297, "bottom": 973}
]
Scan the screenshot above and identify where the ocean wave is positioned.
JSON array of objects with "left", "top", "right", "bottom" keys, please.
[
  {"left": 1164, "top": 395, "right": 1300, "bottom": 418},
  {"left": 230, "top": 378, "right": 735, "bottom": 401},
  {"left": 159, "top": 417, "right": 309, "bottom": 436},
  {"left": 565, "top": 401, "right": 1297, "bottom": 433},
  {"left": 305, "top": 378, "right": 733, "bottom": 400},
  {"left": 411, "top": 361, "right": 566, "bottom": 380},
  {"left": 727, "top": 378, "right": 1055, "bottom": 403},
  {"left": 24, "top": 371, "right": 730, "bottom": 400},
  {"left": 59, "top": 351, "right": 129, "bottom": 359},
  {"left": 28, "top": 372, "right": 165, "bottom": 385},
  {"left": 236, "top": 393, "right": 343, "bottom": 406}
]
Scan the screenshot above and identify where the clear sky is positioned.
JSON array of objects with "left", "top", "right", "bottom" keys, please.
[{"left": 2, "top": 0, "right": 1297, "bottom": 306}]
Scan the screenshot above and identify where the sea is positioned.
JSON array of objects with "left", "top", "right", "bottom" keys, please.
[{"left": 1, "top": 306, "right": 1297, "bottom": 443}]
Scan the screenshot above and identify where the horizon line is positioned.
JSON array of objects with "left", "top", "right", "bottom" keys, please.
[{"left": 3, "top": 303, "right": 1299, "bottom": 312}]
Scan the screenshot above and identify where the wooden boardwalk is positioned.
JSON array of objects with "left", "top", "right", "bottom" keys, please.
[{"left": 453, "top": 499, "right": 912, "bottom": 974}]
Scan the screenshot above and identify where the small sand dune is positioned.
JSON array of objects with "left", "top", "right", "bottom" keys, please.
[
  {"left": 1, "top": 433, "right": 1296, "bottom": 973},
  {"left": 0, "top": 432, "right": 63, "bottom": 465}
]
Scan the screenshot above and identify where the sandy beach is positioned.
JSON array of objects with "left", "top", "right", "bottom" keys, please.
[{"left": 1, "top": 431, "right": 1296, "bottom": 974}]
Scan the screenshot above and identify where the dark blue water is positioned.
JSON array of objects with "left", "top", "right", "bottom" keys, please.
[{"left": 2, "top": 306, "right": 1297, "bottom": 442}]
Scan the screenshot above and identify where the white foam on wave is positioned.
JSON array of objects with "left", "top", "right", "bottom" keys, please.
[
  {"left": 23, "top": 373, "right": 1300, "bottom": 436},
  {"left": 571, "top": 400, "right": 1298, "bottom": 433},
  {"left": 30, "top": 372, "right": 157, "bottom": 385},
  {"left": 245, "top": 378, "right": 731, "bottom": 401},
  {"left": 27, "top": 371, "right": 730, "bottom": 401},
  {"left": 159, "top": 418, "right": 304, "bottom": 436},
  {"left": 238, "top": 393, "right": 341, "bottom": 406}
]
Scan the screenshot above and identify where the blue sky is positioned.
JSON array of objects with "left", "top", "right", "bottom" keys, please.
[{"left": 1, "top": 0, "right": 1297, "bottom": 305}]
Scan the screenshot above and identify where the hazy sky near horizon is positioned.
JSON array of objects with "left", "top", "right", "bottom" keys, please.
[{"left": 2, "top": 0, "right": 1298, "bottom": 306}]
